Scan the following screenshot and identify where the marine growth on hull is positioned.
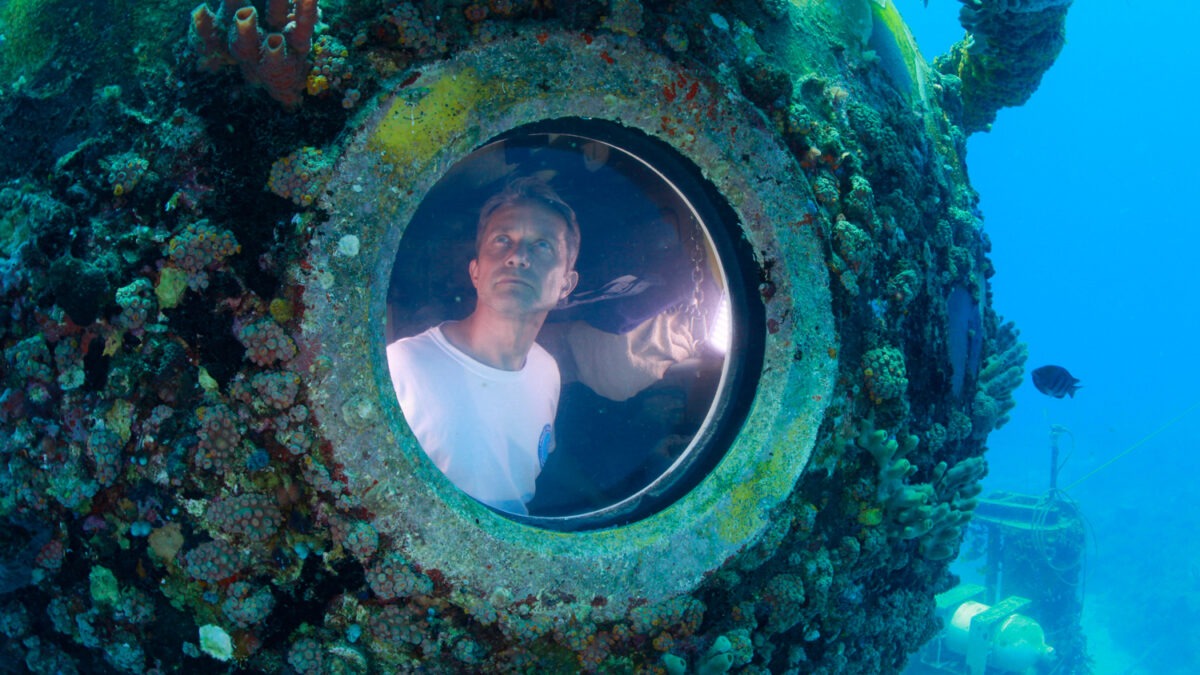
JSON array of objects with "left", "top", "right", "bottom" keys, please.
[{"left": 0, "top": 0, "right": 1077, "bottom": 673}]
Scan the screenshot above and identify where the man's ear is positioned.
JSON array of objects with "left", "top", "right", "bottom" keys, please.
[
  {"left": 560, "top": 270, "right": 579, "bottom": 300},
  {"left": 468, "top": 258, "right": 480, "bottom": 286}
]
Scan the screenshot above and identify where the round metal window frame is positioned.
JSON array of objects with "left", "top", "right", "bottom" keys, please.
[
  {"left": 390, "top": 118, "right": 764, "bottom": 531},
  {"left": 300, "top": 31, "right": 836, "bottom": 621}
]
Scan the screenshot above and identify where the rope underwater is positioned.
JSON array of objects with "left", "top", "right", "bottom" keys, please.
[{"left": 1061, "top": 398, "right": 1200, "bottom": 493}]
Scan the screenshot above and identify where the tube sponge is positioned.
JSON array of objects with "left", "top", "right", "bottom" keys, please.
[
  {"left": 286, "top": 0, "right": 319, "bottom": 55},
  {"left": 188, "top": 0, "right": 320, "bottom": 108},
  {"left": 231, "top": 7, "right": 262, "bottom": 63}
]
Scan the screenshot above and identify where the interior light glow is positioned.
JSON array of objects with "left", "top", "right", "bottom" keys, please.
[{"left": 709, "top": 293, "right": 731, "bottom": 353}]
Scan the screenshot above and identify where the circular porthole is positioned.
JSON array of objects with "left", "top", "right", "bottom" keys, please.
[
  {"left": 302, "top": 32, "right": 835, "bottom": 619},
  {"left": 384, "top": 118, "right": 764, "bottom": 530}
]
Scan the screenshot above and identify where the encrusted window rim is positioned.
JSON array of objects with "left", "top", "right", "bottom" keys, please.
[{"left": 299, "top": 31, "right": 836, "bottom": 621}]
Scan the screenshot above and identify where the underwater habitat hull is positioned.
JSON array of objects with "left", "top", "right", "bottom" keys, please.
[{"left": 0, "top": 0, "right": 1075, "bottom": 672}]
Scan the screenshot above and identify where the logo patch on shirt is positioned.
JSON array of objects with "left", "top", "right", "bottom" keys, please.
[{"left": 537, "top": 424, "right": 552, "bottom": 466}]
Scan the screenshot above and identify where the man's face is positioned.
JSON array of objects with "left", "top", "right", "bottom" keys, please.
[{"left": 469, "top": 201, "right": 579, "bottom": 316}]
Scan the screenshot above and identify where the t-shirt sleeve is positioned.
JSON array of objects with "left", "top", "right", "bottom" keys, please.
[
  {"left": 385, "top": 335, "right": 449, "bottom": 471},
  {"left": 386, "top": 340, "right": 412, "bottom": 401}
]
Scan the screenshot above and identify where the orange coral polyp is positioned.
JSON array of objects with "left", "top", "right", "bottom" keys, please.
[{"left": 307, "top": 74, "right": 329, "bottom": 96}]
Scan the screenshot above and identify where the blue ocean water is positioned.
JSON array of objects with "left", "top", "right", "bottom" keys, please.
[{"left": 897, "top": 2, "right": 1200, "bottom": 672}]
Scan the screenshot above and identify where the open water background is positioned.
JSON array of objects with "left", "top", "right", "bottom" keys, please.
[{"left": 897, "top": 2, "right": 1200, "bottom": 672}]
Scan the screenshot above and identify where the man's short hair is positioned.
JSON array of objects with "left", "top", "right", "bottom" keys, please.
[{"left": 476, "top": 176, "right": 581, "bottom": 270}]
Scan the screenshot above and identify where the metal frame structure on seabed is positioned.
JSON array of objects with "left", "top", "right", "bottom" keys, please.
[{"left": 908, "top": 490, "right": 1089, "bottom": 675}]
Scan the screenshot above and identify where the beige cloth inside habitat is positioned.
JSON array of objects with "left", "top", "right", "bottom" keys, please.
[{"left": 565, "top": 310, "right": 697, "bottom": 402}]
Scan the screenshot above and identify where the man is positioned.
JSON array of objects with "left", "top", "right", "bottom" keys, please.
[{"left": 386, "top": 177, "right": 580, "bottom": 514}]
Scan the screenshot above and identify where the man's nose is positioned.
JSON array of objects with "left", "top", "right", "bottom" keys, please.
[{"left": 505, "top": 242, "right": 532, "bottom": 267}]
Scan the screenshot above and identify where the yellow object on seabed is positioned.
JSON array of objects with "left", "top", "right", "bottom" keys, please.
[{"left": 943, "top": 597, "right": 1055, "bottom": 674}]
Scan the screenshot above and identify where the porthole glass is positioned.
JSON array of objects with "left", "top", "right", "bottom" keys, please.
[{"left": 385, "top": 119, "right": 762, "bottom": 530}]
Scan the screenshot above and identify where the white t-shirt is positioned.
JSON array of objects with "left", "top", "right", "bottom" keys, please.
[{"left": 385, "top": 325, "right": 559, "bottom": 514}]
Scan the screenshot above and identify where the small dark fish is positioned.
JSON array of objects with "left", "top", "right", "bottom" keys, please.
[{"left": 1032, "top": 365, "right": 1081, "bottom": 398}]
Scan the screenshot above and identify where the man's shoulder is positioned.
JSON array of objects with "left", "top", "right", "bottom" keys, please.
[
  {"left": 525, "top": 340, "right": 560, "bottom": 382},
  {"left": 527, "top": 340, "right": 555, "bottom": 367},
  {"left": 387, "top": 326, "right": 447, "bottom": 364}
]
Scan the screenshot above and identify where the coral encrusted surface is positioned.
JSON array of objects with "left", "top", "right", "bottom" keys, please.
[{"left": 0, "top": 1, "right": 1062, "bottom": 673}]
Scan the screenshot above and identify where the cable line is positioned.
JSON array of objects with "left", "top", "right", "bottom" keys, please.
[{"left": 1062, "top": 399, "right": 1200, "bottom": 492}]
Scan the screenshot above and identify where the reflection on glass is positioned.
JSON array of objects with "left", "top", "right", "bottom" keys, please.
[{"left": 386, "top": 128, "right": 731, "bottom": 523}]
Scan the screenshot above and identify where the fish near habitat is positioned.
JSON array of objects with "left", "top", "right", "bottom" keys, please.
[{"left": 1032, "top": 365, "right": 1082, "bottom": 398}]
